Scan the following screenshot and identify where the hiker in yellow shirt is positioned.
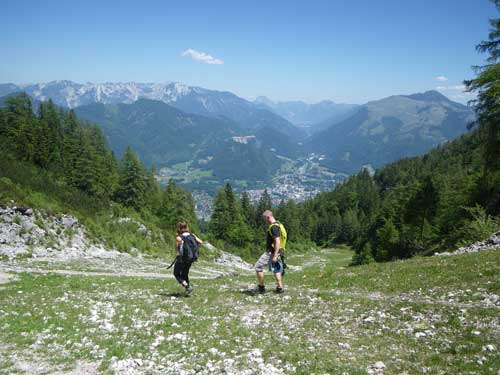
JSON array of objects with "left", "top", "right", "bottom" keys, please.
[{"left": 253, "top": 210, "right": 287, "bottom": 294}]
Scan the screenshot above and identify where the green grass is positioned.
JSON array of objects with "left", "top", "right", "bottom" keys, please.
[
  {"left": 306, "top": 249, "right": 500, "bottom": 294},
  {"left": 0, "top": 247, "right": 499, "bottom": 374}
]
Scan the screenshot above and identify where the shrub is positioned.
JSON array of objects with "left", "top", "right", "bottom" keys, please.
[{"left": 455, "top": 205, "right": 500, "bottom": 246}]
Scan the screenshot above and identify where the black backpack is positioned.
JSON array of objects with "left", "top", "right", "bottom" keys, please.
[{"left": 180, "top": 233, "right": 199, "bottom": 262}]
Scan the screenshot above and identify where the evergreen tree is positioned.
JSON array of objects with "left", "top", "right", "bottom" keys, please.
[
  {"left": 352, "top": 242, "right": 374, "bottom": 265},
  {"left": 375, "top": 218, "right": 399, "bottom": 260},
  {"left": 61, "top": 110, "right": 81, "bottom": 186},
  {"left": 465, "top": 0, "right": 500, "bottom": 214},
  {"left": 34, "top": 111, "right": 51, "bottom": 168},
  {"left": 255, "top": 189, "right": 272, "bottom": 229},
  {"left": 3, "top": 94, "right": 37, "bottom": 162},
  {"left": 158, "top": 180, "right": 197, "bottom": 232},
  {"left": 356, "top": 168, "right": 380, "bottom": 219},
  {"left": 241, "top": 190, "right": 256, "bottom": 227},
  {"left": 341, "top": 208, "right": 361, "bottom": 243},
  {"left": 283, "top": 199, "right": 302, "bottom": 242},
  {"left": 36, "top": 100, "right": 62, "bottom": 169},
  {"left": 224, "top": 183, "right": 252, "bottom": 246},
  {"left": 114, "top": 147, "right": 148, "bottom": 209},
  {"left": 210, "top": 186, "right": 231, "bottom": 241},
  {"left": 72, "top": 131, "right": 98, "bottom": 194},
  {"left": 405, "top": 176, "right": 439, "bottom": 241},
  {"left": 210, "top": 183, "right": 252, "bottom": 246},
  {"left": 144, "top": 167, "right": 161, "bottom": 209}
]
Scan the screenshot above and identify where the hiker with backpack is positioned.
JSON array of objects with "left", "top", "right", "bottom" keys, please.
[
  {"left": 254, "top": 210, "right": 287, "bottom": 294},
  {"left": 174, "top": 222, "right": 203, "bottom": 295}
]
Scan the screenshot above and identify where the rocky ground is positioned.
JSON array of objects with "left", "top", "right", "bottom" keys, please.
[
  {"left": 0, "top": 205, "right": 252, "bottom": 279},
  {"left": 0, "top": 206, "right": 121, "bottom": 260},
  {"left": 436, "top": 231, "right": 500, "bottom": 256}
]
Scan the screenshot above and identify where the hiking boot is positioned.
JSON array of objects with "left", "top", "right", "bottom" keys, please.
[
  {"left": 275, "top": 287, "right": 284, "bottom": 294},
  {"left": 242, "top": 285, "right": 265, "bottom": 296},
  {"left": 185, "top": 285, "right": 194, "bottom": 296}
]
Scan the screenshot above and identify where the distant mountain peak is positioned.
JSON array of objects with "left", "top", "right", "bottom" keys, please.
[
  {"left": 254, "top": 96, "right": 275, "bottom": 107},
  {"left": 404, "top": 90, "right": 451, "bottom": 102},
  {"left": 253, "top": 96, "right": 358, "bottom": 127},
  {"left": 307, "top": 90, "right": 475, "bottom": 173}
]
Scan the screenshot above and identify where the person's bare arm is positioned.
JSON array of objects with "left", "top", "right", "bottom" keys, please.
[
  {"left": 194, "top": 234, "right": 203, "bottom": 245},
  {"left": 175, "top": 236, "right": 182, "bottom": 256},
  {"left": 273, "top": 237, "right": 281, "bottom": 262}
]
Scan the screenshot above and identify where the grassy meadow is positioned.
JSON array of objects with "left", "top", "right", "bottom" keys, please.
[{"left": 0, "top": 247, "right": 499, "bottom": 374}]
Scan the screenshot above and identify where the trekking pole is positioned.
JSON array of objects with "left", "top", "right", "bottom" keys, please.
[{"left": 166, "top": 257, "right": 178, "bottom": 270}]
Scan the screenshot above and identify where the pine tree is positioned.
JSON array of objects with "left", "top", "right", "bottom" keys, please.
[
  {"left": 158, "top": 180, "right": 197, "bottom": 232},
  {"left": 406, "top": 176, "right": 439, "bottom": 241},
  {"left": 72, "top": 131, "right": 97, "bottom": 194},
  {"left": 224, "top": 183, "right": 239, "bottom": 215},
  {"left": 341, "top": 208, "right": 361, "bottom": 243},
  {"left": 210, "top": 186, "right": 231, "bottom": 241},
  {"left": 61, "top": 110, "right": 81, "bottom": 185},
  {"left": 284, "top": 199, "right": 302, "bottom": 242},
  {"left": 223, "top": 183, "right": 252, "bottom": 246},
  {"left": 241, "top": 190, "right": 256, "bottom": 227},
  {"left": 465, "top": 0, "right": 500, "bottom": 213},
  {"left": 352, "top": 242, "right": 374, "bottom": 265},
  {"left": 356, "top": 168, "right": 380, "bottom": 219},
  {"left": 115, "top": 147, "right": 148, "bottom": 209},
  {"left": 375, "top": 218, "right": 399, "bottom": 260},
  {"left": 3, "top": 93, "right": 36, "bottom": 162},
  {"left": 209, "top": 183, "right": 252, "bottom": 246},
  {"left": 36, "top": 100, "right": 62, "bottom": 169},
  {"left": 255, "top": 189, "right": 272, "bottom": 230}
]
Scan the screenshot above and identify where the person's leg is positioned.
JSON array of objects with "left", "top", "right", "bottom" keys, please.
[
  {"left": 257, "top": 271, "right": 264, "bottom": 286},
  {"left": 274, "top": 272, "right": 283, "bottom": 290},
  {"left": 184, "top": 261, "right": 192, "bottom": 286},
  {"left": 181, "top": 261, "right": 194, "bottom": 295},
  {"left": 174, "top": 261, "right": 188, "bottom": 287},
  {"left": 254, "top": 252, "right": 270, "bottom": 292}
]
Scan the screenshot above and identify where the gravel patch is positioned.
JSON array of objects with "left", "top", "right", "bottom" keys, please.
[{"left": 0, "top": 271, "right": 16, "bottom": 284}]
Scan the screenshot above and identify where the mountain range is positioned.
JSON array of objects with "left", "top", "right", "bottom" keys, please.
[
  {"left": 0, "top": 81, "right": 302, "bottom": 139},
  {"left": 73, "top": 99, "right": 296, "bottom": 183},
  {"left": 0, "top": 81, "right": 475, "bottom": 183},
  {"left": 307, "top": 90, "right": 475, "bottom": 172},
  {"left": 253, "top": 96, "right": 359, "bottom": 131}
]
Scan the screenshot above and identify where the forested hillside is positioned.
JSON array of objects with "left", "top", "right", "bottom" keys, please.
[
  {"left": 0, "top": 94, "right": 196, "bottom": 254},
  {"left": 206, "top": 3, "right": 500, "bottom": 264},
  {"left": 204, "top": 125, "right": 498, "bottom": 263},
  {"left": 300, "top": 127, "right": 499, "bottom": 263}
]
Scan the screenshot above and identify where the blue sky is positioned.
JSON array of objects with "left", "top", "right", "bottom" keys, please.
[{"left": 0, "top": 0, "right": 495, "bottom": 104}]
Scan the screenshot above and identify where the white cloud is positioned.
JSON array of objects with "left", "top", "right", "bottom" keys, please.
[
  {"left": 181, "top": 49, "right": 224, "bottom": 65},
  {"left": 435, "top": 75, "right": 448, "bottom": 82},
  {"left": 435, "top": 84, "right": 476, "bottom": 104},
  {"left": 436, "top": 84, "right": 466, "bottom": 91}
]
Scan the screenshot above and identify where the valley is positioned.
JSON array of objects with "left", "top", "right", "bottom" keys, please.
[
  {"left": 0, "top": 82, "right": 475, "bottom": 221},
  {"left": 1, "top": 2, "right": 498, "bottom": 374},
  {"left": 156, "top": 154, "right": 347, "bottom": 219}
]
